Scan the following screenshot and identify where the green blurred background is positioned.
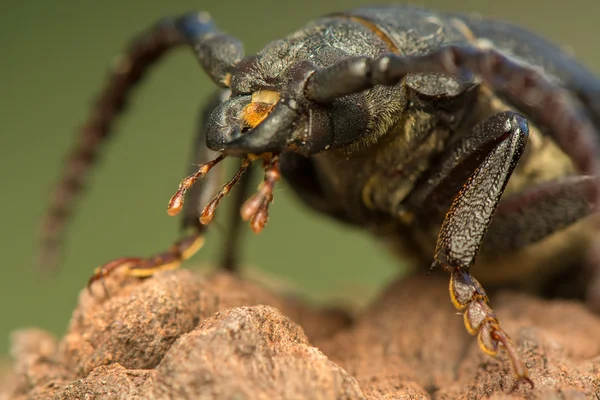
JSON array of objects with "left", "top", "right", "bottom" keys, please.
[{"left": 1, "top": 0, "right": 599, "bottom": 356}]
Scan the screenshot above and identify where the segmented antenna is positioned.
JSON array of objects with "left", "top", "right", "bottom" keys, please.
[{"left": 38, "top": 19, "right": 187, "bottom": 273}]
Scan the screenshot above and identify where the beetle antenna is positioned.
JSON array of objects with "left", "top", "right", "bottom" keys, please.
[
  {"left": 37, "top": 11, "right": 245, "bottom": 274},
  {"left": 37, "top": 20, "right": 188, "bottom": 274}
]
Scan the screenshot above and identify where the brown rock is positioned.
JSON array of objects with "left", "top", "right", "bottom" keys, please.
[
  {"left": 59, "top": 270, "right": 211, "bottom": 377},
  {"left": 1, "top": 268, "right": 600, "bottom": 399},
  {"left": 316, "top": 276, "right": 466, "bottom": 399},
  {"left": 318, "top": 276, "right": 600, "bottom": 399},
  {"left": 152, "top": 305, "right": 364, "bottom": 399},
  {"left": 59, "top": 365, "right": 154, "bottom": 400}
]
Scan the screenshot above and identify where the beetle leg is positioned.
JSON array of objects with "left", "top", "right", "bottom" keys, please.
[
  {"left": 430, "top": 112, "right": 533, "bottom": 388},
  {"left": 86, "top": 153, "right": 227, "bottom": 294},
  {"left": 85, "top": 91, "right": 224, "bottom": 292},
  {"left": 88, "top": 159, "right": 255, "bottom": 294},
  {"left": 87, "top": 231, "right": 206, "bottom": 293},
  {"left": 305, "top": 45, "right": 600, "bottom": 187}
]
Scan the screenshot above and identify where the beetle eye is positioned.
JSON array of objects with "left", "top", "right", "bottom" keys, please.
[{"left": 240, "top": 90, "right": 281, "bottom": 130}]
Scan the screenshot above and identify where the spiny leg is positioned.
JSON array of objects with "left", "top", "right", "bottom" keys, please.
[
  {"left": 428, "top": 112, "right": 533, "bottom": 387},
  {"left": 405, "top": 111, "right": 597, "bottom": 383},
  {"left": 38, "top": 11, "right": 244, "bottom": 274}
]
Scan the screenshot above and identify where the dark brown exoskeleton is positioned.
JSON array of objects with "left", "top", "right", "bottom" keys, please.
[{"left": 39, "top": 5, "right": 600, "bottom": 388}]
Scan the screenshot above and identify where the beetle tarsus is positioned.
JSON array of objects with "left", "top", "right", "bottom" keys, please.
[{"left": 448, "top": 268, "right": 532, "bottom": 388}]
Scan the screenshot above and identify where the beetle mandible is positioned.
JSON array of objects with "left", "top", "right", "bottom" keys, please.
[{"left": 39, "top": 5, "right": 600, "bottom": 388}]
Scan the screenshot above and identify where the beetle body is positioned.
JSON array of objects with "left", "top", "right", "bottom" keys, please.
[
  {"left": 225, "top": 6, "right": 596, "bottom": 293},
  {"left": 40, "top": 5, "right": 600, "bottom": 388}
]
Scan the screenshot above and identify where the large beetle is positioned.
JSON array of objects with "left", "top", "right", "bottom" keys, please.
[{"left": 39, "top": 6, "right": 600, "bottom": 387}]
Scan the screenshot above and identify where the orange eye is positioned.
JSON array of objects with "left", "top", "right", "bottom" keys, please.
[{"left": 241, "top": 90, "right": 280, "bottom": 128}]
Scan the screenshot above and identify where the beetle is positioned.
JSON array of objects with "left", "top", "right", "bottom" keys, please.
[{"left": 38, "top": 5, "right": 600, "bottom": 389}]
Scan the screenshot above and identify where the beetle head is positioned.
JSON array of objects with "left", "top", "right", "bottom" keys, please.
[
  {"left": 205, "top": 59, "right": 333, "bottom": 158},
  {"left": 169, "top": 50, "right": 336, "bottom": 233}
]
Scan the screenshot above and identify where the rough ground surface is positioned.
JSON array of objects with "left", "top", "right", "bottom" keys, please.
[{"left": 1, "top": 268, "right": 600, "bottom": 399}]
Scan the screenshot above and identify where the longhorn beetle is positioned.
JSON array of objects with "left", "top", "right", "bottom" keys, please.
[{"left": 39, "top": 5, "right": 600, "bottom": 388}]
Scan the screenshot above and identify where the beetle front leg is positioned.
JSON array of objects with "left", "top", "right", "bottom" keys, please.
[
  {"left": 87, "top": 93, "right": 231, "bottom": 293},
  {"left": 431, "top": 112, "right": 534, "bottom": 388},
  {"left": 86, "top": 156, "right": 225, "bottom": 293}
]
